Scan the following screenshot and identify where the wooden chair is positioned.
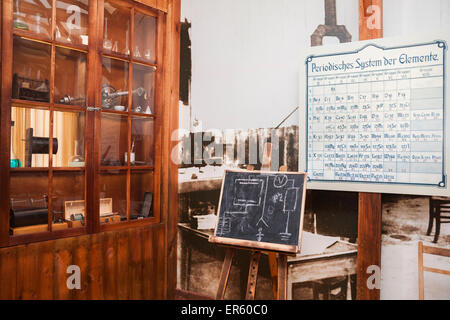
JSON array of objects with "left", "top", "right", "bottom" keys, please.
[
  {"left": 427, "top": 197, "right": 450, "bottom": 243},
  {"left": 418, "top": 241, "right": 450, "bottom": 300}
]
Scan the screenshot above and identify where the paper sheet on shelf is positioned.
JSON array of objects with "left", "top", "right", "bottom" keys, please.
[{"left": 299, "top": 232, "right": 340, "bottom": 256}]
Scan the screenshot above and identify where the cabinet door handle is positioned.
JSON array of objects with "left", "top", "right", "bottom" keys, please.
[{"left": 87, "top": 106, "right": 101, "bottom": 112}]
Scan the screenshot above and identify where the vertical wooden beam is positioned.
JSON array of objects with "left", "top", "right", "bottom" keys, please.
[
  {"left": 418, "top": 241, "right": 424, "bottom": 300},
  {"left": 164, "top": 0, "right": 181, "bottom": 300},
  {"left": 357, "top": 0, "right": 383, "bottom": 300},
  {"left": 357, "top": 192, "right": 382, "bottom": 299},
  {"left": 0, "top": 0, "right": 13, "bottom": 246},
  {"left": 87, "top": 0, "right": 100, "bottom": 234},
  {"left": 276, "top": 254, "right": 288, "bottom": 300},
  {"left": 359, "top": 0, "right": 383, "bottom": 40}
]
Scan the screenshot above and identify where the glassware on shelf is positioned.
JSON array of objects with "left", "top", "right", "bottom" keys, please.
[
  {"left": 13, "top": 0, "right": 28, "bottom": 30},
  {"left": 134, "top": 12, "right": 156, "bottom": 63},
  {"left": 103, "top": 17, "right": 113, "bottom": 50},
  {"left": 12, "top": 36, "right": 51, "bottom": 103},
  {"left": 56, "top": 0, "right": 90, "bottom": 47},
  {"left": 55, "top": 47, "right": 87, "bottom": 106},
  {"left": 103, "top": 1, "right": 130, "bottom": 56},
  {"left": 101, "top": 57, "right": 129, "bottom": 109},
  {"left": 132, "top": 63, "right": 155, "bottom": 114},
  {"left": 13, "top": 0, "right": 52, "bottom": 38},
  {"left": 53, "top": 111, "right": 85, "bottom": 168},
  {"left": 69, "top": 141, "right": 85, "bottom": 167},
  {"left": 10, "top": 121, "right": 21, "bottom": 168}
]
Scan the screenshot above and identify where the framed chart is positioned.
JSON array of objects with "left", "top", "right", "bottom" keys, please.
[{"left": 299, "top": 33, "right": 450, "bottom": 196}]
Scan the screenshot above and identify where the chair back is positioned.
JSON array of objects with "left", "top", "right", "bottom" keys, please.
[{"left": 418, "top": 241, "right": 450, "bottom": 300}]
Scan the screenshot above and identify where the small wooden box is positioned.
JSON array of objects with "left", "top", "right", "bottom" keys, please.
[
  {"left": 64, "top": 198, "right": 119, "bottom": 227},
  {"left": 64, "top": 198, "right": 114, "bottom": 220},
  {"left": 64, "top": 200, "right": 85, "bottom": 221},
  {"left": 100, "top": 214, "right": 122, "bottom": 224}
]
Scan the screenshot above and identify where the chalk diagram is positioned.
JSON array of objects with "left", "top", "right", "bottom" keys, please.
[
  {"left": 216, "top": 177, "right": 266, "bottom": 236},
  {"left": 216, "top": 173, "right": 301, "bottom": 243}
]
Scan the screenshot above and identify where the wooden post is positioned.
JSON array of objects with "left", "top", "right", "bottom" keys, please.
[
  {"left": 0, "top": 0, "right": 13, "bottom": 247},
  {"left": 418, "top": 241, "right": 424, "bottom": 300},
  {"left": 276, "top": 254, "right": 288, "bottom": 300},
  {"left": 357, "top": 0, "right": 383, "bottom": 300}
]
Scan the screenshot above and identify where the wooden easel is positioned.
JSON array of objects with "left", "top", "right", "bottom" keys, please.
[
  {"left": 215, "top": 247, "right": 288, "bottom": 300},
  {"left": 215, "top": 143, "right": 291, "bottom": 300}
]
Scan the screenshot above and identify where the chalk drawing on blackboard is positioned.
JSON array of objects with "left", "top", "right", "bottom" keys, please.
[
  {"left": 256, "top": 228, "right": 264, "bottom": 242},
  {"left": 273, "top": 175, "right": 289, "bottom": 188},
  {"left": 279, "top": 187, "right": 299, "bottom": 242},
  {"left": 216, "top": 216, "right": 231, "bottom": 235},
  {"left": 233, "top": 179, "right": 265, "bottom": 208}
]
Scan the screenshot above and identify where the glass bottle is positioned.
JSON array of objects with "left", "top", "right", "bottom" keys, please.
[{"left": 10, "top": 121, "right": 21, "bottom": 168}]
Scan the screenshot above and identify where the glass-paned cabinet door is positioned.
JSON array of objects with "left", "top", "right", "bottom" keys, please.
[
  {"left": 9, "top": 1, "right": 90, "bottom": 239},
  {"left": 98, "top": 1, "right": 159, "bottom": 227}
]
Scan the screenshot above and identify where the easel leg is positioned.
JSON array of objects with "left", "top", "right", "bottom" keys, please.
[
  {"left": 277, "top": 254, "right": 288, "bottom": 300},
  {"left": 216, "top": 248, "right": 235, "bottom": 300},
  {"left": 245, "top": 251, "right": 261, "bottom": 300},
  {"left": 268, "top": 252, "right": 278, "bottom": 299}
]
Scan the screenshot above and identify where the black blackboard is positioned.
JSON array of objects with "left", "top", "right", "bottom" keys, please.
[{"left": 210, "top": 170, "right": 307, "bottom": 253}]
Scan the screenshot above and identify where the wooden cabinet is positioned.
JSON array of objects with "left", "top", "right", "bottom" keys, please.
[{"left": 0, "top": 0, "right": 180, "bottom": 249}]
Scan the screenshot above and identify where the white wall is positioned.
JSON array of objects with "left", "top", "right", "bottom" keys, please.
[
  {"left": 384, "top": 0, "right": 450, "bottom": 38},
  {"left": 180, "top": 0, "right": 450, "bottom": 131},
  {"left": 180, "top": 0, "right": 358, "bottom": 130}
]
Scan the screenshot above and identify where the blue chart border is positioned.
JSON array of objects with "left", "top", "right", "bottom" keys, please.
[{"left": 305, "top": 40, "right": 447, "bottom": 188}]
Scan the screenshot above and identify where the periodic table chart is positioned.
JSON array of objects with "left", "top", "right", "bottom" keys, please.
[{"left": 299, "top": 34, "right": 450, "bottom": 196}]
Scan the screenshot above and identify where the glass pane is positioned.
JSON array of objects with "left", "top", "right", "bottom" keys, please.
[
  {"left": 55, "top": 47, "right": 87, "bottom": 106},
  {"left": 11, "top": 106, "right": 50, "bottom": 168},
  {"left": 102, "top": 57, "right": 129, "bottom": 110},
  {"left": 131, "top": 116, "right": 154, "bottom": 166},
  {"left": 134, "top": 12, "right": 156, "bottom": 63},
  {"left": 53, "top": 110, "right": 86, "bottom": 167},
  {"left": 132, "top": 64, "right": 155, "bottom": 114},
  {"left": 12, "top": 37, "right": 51, "bottom": 103},
  {"left": 100, "top": 170, "right": 127, "bottom": 223},
  {"left": 53, "top": 171, "right": 85, "bottom": 229},
  {"left": 130, "top": 170, "right": 154, "bottom": 220},
  {"left": 13, "top": 0, "right": 52, "bottom": 39},
  {"left": 103, "top": 0, "right": 130, "bottom": 56},
  {"left": 10, "top": 171, "right": 49, "bottom": 234},
  {"left": 100, "top": 113, "right": 128, "bottom": 167},
  {"left": 56, "top": 0, "right": 89, "bottom": 46}
]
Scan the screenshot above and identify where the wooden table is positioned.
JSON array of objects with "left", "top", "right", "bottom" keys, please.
[
  {"left": 178, "top": 168, "right": 224, "bottom": 194},
  {"left": 177, "top": 223, "right": 357, "bottom": 299}
]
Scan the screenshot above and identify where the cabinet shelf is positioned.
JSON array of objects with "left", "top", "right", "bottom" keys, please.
[
  {"left": 10, "top": 167, "right": 85, "bottom": 172},
  {"left": 100, "top": 165, "right": 154, "bottom": 171}
]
